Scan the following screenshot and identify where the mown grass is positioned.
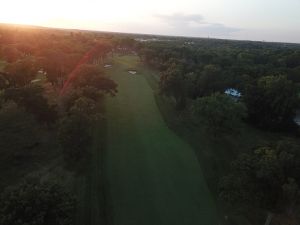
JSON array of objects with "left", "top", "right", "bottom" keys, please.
[{"left": 104, "top": 55, "right": 217, "bottom": 225}]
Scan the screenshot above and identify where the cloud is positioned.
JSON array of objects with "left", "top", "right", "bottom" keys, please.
[
  {"left": 154, "top": 13, "right": 241, "bottom": 38},
  {"left": 155, "top": 13, "right": 204, "bottom": 27}
]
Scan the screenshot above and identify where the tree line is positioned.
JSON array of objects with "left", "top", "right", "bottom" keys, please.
[
  {"left": 0, "top": 25, "right": 125, "bottom": 225},
  {"left": 138, "top": 37, "right": 300, "bottom": 225}
]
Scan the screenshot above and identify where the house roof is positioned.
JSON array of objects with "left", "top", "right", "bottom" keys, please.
[{"left": 225, "top": 88, "right": 242, "bottom": 97}]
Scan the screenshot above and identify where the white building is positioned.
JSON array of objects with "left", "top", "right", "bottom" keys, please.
[{"left": 224, "top": 88, "right": 242, "bottom": 98}]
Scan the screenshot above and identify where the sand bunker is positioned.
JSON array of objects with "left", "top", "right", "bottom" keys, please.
[
  {"left": 128, "top": 70, "right": 137, "bottom": 75},
  {"left": 31, "top": 79, "right": 41, "bottom": 83}
]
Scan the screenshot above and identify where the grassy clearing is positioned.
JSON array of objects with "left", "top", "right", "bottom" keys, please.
[{"left": 105, "top": 55, "right": 217, "bottom": 225}]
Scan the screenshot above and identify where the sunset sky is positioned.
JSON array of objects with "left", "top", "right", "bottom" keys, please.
[{"left": 1, "top": 0, "right": 299, "bottom": 43}]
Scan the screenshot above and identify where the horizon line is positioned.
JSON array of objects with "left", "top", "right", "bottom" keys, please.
[{"left": 0, "top": 21, "right": 300, "bottom": 45}]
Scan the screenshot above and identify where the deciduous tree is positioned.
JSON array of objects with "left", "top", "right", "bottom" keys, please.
[
  {"left": 0, "top": 179, "right": 76, "bottom": 225},
  {"left": 193, "top": 93, "right": 247, "bottom": 136}
]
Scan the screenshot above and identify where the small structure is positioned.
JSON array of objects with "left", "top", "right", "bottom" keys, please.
[
  {"left": 104, "top": 64, "right": 112, "bottom": 68},
  {"left": 38, "top": 69, "right": 47, "bottom": 75},
  {"left": 225, "top": 88, "right": 242, "bottom": 100},
  {"left": 225, "top": 88, "right": 241, "bottom": 97},
  {"left": 31, "top": 79, "right": 41, "bottom": 83},
  {"left": 128, "top": 70, "right": 137, "bottom": 75}
]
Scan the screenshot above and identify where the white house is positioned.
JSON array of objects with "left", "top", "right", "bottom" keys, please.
[{"left": 224, "top": 88, "right": 242, "bottom": 98}]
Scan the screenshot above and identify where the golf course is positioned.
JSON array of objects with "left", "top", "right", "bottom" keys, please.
[{"left": 104, "top": 55, "right": 218, "bottom": 225}]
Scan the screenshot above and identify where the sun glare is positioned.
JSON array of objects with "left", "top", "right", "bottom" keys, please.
[{"left": 0, "top": 0, "right": 143, "bottom": 29}]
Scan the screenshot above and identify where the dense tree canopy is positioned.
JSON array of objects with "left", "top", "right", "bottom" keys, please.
[
  {"left": 58, "top": 114, "right": 92, "bottom": 161},
  {"left": 244, "top": 75, "right": 299, "bottom": 130},
  {"left": 4, "top": 56, "right": 37, "bottom": 87},
  {"left": 160, "top": 63, "right": 188, "bottom": 109},
  {"left": 72, "top": 64, "right": 118, "bottom": 96},
  {"left": 0, "top": 25, "right": 120, "bottom": 225},
  {"left": 0, "top": 179, "right": 76, "bottom": 225},
  {"left": 193, "top": 93, "right": 247, "bottom": 136},
  {"left": 139, "top": 38, "right": 300, "bottom": 131},
  {"left": 3, "top": 85, "right": 58, "bottom": 124},
  {"left": 219, "top": 140, "right": 300, "bottom": 224},
  {"left": 0, "top": 102, "right": 40, "bottom": 160}
]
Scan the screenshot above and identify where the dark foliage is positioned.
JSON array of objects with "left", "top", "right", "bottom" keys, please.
[
  {"left": 3, "top": 85, "right": 58, "bottom": 125},
  {"left": 220, "top": 140, "right": 300, "bottom": 216},
  {"left": 58, "top": 114, "right": 92, "bottom": 161},
  {"left": 0, "top": 179, "right": 76, "bottom": 225},
  {"left": 244, "top": 75, "right": 299, "bottom": 130}
]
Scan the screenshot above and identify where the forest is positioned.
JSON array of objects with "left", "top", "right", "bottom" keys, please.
[
  {"left": 139, "top": 36, "right": 300, "bottom": 225},
  {"left": 0, "top": 23, "right": 300, "bottom": 225}
]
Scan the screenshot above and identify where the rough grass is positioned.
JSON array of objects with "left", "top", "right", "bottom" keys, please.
[{"left": 104, "top": 55, "right": 218, "bottom": 225}]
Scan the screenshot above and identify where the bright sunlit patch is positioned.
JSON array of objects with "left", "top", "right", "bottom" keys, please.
[
  {"left": 0, "top": 0, "right": 144, "bottom": 28},
  {"left": 0, "top": 0, "right": 56, "bottom": 25}
]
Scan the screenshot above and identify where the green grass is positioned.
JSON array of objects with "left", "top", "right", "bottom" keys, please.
[{"left": 104, "top": 55, "right": 218, "bottom": 225}]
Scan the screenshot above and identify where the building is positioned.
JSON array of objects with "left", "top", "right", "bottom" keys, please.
[{"left": 224, "top": 88, "right": 242, "bottom": 100}]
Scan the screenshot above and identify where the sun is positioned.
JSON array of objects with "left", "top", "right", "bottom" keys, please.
[
  {"left": 0, "top": 0, "right": 141, "bottom": 29},
  {"left": 0, "top": 0, "right": 55, "bottom": 26}
]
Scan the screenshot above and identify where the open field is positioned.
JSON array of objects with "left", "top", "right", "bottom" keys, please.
[{"left": 104, "top": 55, "right": 217, "bottom": 225}]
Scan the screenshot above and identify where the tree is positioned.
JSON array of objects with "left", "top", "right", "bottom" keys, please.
[
  {"left": 91, "top": 41, "right": 112, "bottom": 64},
  {"left": 16, "top": 43, "right": 35, "bottom": 56},
  {"left": 58, "top": 114, "right": 92, "bottom": 161},
  {"left": 61, "top": 86, "right": 104, "bottom": 114},
  {"left": 78, "top": 86, "right": 103, "bottom": 101},
  {"left": 0, "top": 72, "right": 9, "bottom": 89},
  {"left": 219, "top": 140, "right": 300, "bottom": 225},
  {"left": 3, "top": 85, "right": 58, "bottom": 125},
  {"left": 285, "top": 52, "right": 300, "bottom": 68},
  {"left": 72, "top": 64, "right": 117, "bottom": 95},
  {"left": 193, "top": 93, "right": 247, "bottom": 137},
  {"left": 160, "top": 63, "right": 188, "bottom": 110},
  {"left": 0, "top": 102, "right": 40, "bottom": 161},
  {"left": 0, "top": 179, "right": 76, "bottom": 225},
  {"left": 0, "top": 45, "right": 21, "bottom": 63},
  {"left": 4, "top": 56, "right": 38, "bottom": 87},
  {"left": 244, "top": 75, "right": 299, "bottom": 130},
  {"left": 195, "top": 64, "right": 225, "bottom": 97},
  {"left": 69, "top": 97, "right": 98, "bottom": 118},
  {"left": 37, "top": 49, "right": 67, "bottom": 85},
  {"left": 92, "top": 75, "right": 118, "bottom": 96},
  {"left": 72, "top": 64, "right": 104, "bottom": 87}
]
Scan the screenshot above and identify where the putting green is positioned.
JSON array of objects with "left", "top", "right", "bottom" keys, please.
[{"left": 105, "top": 55, "right": 218, "bottom": 225}]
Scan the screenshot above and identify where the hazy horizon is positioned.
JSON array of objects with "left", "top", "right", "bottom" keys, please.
[{"left": 1, "top": 0, "right": 300, "bottom": 43}]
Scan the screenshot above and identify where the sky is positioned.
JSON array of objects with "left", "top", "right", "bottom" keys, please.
[{"left": 0, "top": 0, "right": 300, "bottom": 43}]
